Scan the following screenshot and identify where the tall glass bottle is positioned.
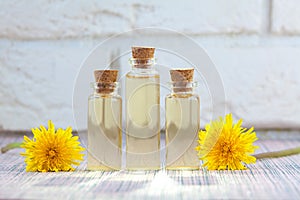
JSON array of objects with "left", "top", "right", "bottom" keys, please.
[
  {"left": 88, "top": 70, "right": 122, "bottom": 170},
  {"left": 126, "top": 46, "right": 160, "bottom": 170},
  {"left": 165, "top": 68, "right": 200, "bottom": 170}
]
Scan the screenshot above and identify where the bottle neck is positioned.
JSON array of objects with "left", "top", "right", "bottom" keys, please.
[
  {"left": 91, "top": 82, "right": 118, "bottom": 95},
  {"left": 129, "top": 58, "right": 156, "bottom": 70},
  {"left": 170, "top": 81, "right": 197, "bottom": 95}
]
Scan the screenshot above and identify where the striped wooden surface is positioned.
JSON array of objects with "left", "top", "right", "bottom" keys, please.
[{"left": 0, "top": 131, "right": 299, "bottom": 199}]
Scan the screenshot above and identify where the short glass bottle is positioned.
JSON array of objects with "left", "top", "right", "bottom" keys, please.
[
  {"left": 165, "top": 81, "right": 200, "bottom": 170},
  {"left": 87, "top": 81, "right": 122, "bottom": 170},
  {"left": 125, "top": 48, "right": 161, "bottom": 170}
]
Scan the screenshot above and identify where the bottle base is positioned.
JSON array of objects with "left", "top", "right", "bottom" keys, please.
[
  {"left": 125, "top": 167, "right": 161, "bottom": 171},
  {"left": 87, "top": 166, "right": 121, "bottom": 171},
  {"left": 166, "top": 166, "right": 199, "bottom": 170}
]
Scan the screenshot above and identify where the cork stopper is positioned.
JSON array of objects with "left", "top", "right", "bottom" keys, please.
[
  {"left": 93, "top": 70, "right": 118, "bottom": 93},
  {"left": 170, "top": 68, "right": 194, "bottom": 82},
  {"left": 94, "top": 70, "right": 118, "bottom": 83},
  {"left": 170, "top": 68, "right": 194, "bottom": 93},
  {"left": 131, "top": 46, "right": 155, "bottom": 59}
]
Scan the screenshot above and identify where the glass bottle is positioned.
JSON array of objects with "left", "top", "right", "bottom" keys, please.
[
  {"left": 165, "top": 68, "right": 200, "bottom": 170},
  {"left": 87, "top": 70, "right": 122, "bottom": 170},
  {"left": 126, "top": 46, "right": 161, "bottom": 170}
]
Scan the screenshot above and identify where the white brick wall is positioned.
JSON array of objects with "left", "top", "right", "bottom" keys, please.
[
  {"left": 0, "top": 0, "right": 264, "bottom": 39},
  {"left": 1, "top": 0, "right": 300, "bottom": 130},
  {"left": 134, "top": 0, "right": 264, "bottom": 34},
  {"left": 272, "top": 0, "right": 300, "bottom": 34}
]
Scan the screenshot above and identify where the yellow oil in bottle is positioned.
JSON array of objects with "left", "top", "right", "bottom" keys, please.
[
  {"left": 165, "top": 93, "right": 200, "bottom": 170},
  {"left": 88, "top": 93, "right": 122, "bottom": 170},
  {"left": 125, "top": 74, "right": 161, "bottom": 170}
]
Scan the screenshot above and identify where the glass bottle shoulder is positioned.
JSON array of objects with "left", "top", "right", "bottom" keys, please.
[
  {"left": 166, "top": 93, "right": 200, "bottom": 101},
  {"left": 126, "top": 68, "right": 160, "bottom": 79},
  {"left": 89, "top": 93, "right": 122, "bottom": 101}
]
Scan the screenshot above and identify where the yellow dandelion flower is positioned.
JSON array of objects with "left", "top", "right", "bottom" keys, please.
[
  {"left": 21, "top": 120, "right": 85, "bottom": 172},
  {"left": 196, "top": 114, "right": 258, "bottom": 170}
]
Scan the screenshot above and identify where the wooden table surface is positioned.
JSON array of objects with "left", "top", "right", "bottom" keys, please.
[{"left": 0, "top": 131, "right": 299, "bottom": 199}]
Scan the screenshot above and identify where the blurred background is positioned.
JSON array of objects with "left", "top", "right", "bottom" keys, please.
[{"left": 0, "top": 0, "right": 300, "bottom": 131}]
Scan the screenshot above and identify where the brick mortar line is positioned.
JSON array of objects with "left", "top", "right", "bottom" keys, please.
[{"left": 2, "top": 34, "right": 300, "bottom": 42}]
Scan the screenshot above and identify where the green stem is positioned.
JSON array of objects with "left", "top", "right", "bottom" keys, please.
[
  {"left": 1, "top": 142, "right": 23, "bottom": 153},
  {"left": 254, "top": 146, "right": 300, "bottom": 159}
]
